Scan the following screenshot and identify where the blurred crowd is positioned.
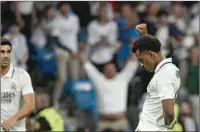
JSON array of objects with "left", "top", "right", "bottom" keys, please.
[{"left": 1, "top": 1, "right": 199, "bottom": 131}]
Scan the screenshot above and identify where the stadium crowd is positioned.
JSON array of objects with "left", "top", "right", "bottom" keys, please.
[{"left": 1, "top": 1, "right": 199, "bottom": 131}]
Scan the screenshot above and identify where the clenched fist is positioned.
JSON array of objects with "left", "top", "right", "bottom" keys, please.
[{"left": 136, "top": 23, "right": 147, "bottom": 35}]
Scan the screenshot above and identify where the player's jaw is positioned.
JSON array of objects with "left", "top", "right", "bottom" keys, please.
[
  {"left": 1, "top": 45, "right": 12, "bottom": 69},
  {"left": 1, "top": 59, "right": 10, "bottom": 68}
]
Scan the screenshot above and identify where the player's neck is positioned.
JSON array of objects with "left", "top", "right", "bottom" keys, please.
[
  {"left": 1, "top": 64, "right": 10, "bottom": 77},
  {"left": 155, "top": 54, "right": 164, "bottom": 68},
  {"left": 98, "top": 18, "right": 108, "bottom": 24}
]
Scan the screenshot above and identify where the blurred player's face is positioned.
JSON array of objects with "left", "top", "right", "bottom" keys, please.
[
  {"left": 104, "top": 63, "right": 117, "bottom": 79},
  {"left": 148, "top": 2, "right": 160, "bottom": 16},
  {"left": 0, "top": 45, "right": 11, "bottom": 69},
  {"left": 135, "top": 50, "right": 156, "bottom": 72},
  {"left": 99, "top": 7, "right": 108, "bottom": 20},
  {"left": 35, "top": 94, "right": 49, "bottom": 110},
  {"left": 60, "top": 4, "right": 71, "bottom": 15},
  {"left": 159, "top": 15, "right": 168, "bottom": 25},
  {"left": 180, "top": 102, "right": 191, "bottom": 116},
  {"left": 46, "top": 7, "right": 55, "bottom": 19},
  {"left": 121, "top": 4, "right": 132, "bottom": 18},
  {"left": 190, "top": 46, "right": 199, "bottom": 60},
  {"left": 9, "top": 25, "right": 19, "bottom": 34}
]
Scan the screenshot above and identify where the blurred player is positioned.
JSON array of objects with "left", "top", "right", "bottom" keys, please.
[
  {"left": 133, "top": 24, "right": 180, "bottom": 131},
  {"left": 1, "top": 39, "right": 35, "bottom": 131}
]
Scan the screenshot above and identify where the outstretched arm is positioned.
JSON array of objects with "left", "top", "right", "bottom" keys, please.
[
  {"left": 118, "top": 56, "right": 138, "bottom": 82},
  {"left": 79, "top": 53, "right": 104, "bottom": 83}
]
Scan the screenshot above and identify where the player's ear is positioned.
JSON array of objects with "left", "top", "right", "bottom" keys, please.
[
  {"left": 148, "top": 51, "right": 156, "bottom": 60},
  {"left": 148, "top": 51, "right": 153, "bottom": 58}
]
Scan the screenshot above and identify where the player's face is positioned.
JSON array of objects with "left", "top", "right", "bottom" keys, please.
[
  {"left": 0, "top": 45, "right": 12, "bottom": 68},
  {"left": 135, "top": 50, "right": 156, "bottom": 72}
]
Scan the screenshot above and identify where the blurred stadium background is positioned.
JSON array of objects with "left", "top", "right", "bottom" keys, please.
[{"left": 1, "top": 1, "right": 199, "bottom": 131}]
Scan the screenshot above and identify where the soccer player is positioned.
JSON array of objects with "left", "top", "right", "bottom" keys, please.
[
  {"left": 1, "top": 39, "right": 35, "bottom": 131},
  {"left": 133, "top": 24, "right": 180, "bottom": 131}
]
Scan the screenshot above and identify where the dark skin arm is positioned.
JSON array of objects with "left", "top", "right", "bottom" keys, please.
[{"left": 162, "top": 99, "right": 176, "bottom": 129}]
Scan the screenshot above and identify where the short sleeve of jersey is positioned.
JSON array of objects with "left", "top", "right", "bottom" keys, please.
[
  {"left": 157, "top": 69, "right": 179, "bottom": 101},
  {"left": 158, "top": 82, "right": 175, "bottom": 101},
  {"left": 21, "top": 70, "right": 34, "bottom": 95}
]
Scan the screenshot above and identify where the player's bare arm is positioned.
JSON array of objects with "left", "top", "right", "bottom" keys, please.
[
  {"left": 13, "top": 94, "right": 35, "bottom": 120},
  {"left": 162, "top": 99, "right": 175, "bottom": 128},
  {"left": 1, "top": 94, "right": 35, "bottom": 131}
]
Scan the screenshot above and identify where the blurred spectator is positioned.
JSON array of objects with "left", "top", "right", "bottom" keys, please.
[
  {"left": 1, "top": 2, "right": 24, "bottom": 32},
  {"left": 144, "top": 2, "right": 160, "bottom": 35},
  {"left": 41, "top": 5, "right": 58, "bottom": 37},
  {"left": 180, "top": 45, "right": 199, "bottom": 123},
  {"left": 34, "top": 1, "right": 57, "bottom": 14},
  {"left": 13, "top": 1, "right": 35, "bottom": 37},
  {"left": 32, "top": 93, "right": 65, "bottom": 131},
  {"left": 31, "top": 5, "right": 57, "bottom": 49},
  {"left": 3, "top": 21, "right": 29, "bottom": 70},
  {"left": 69, "top": 2, "right": 93, "bottom": 43},
  {"left": 187, "top": 13, "right": 199, "bottom": 35},
  {"left": 168, "top": 2, "right": 187, "bottom": 34},
  {"left": 155, "top": 9, "right": 170, "bottom": 56},
  {"left": 89, "top": 2, "right": 114, "bottom": 20},
  {"left": 179, "top": 101, "right": 197, "bottom": 131},
  {"left": 50, "top": 2, "right": 80, "bottom": 109},
  {"left": 86, "top": 4, "right": 119, "bottom": 72},
  {"left": 79, "top": 53, "right": 138, "bottom": 131},
  {"left": 116, "top": 3, "right": 140, "bottom": 69}
]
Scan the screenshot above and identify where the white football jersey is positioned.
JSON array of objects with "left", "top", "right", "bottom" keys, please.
[
  {"left": 136, "top": 58, "right": 181, "bottom": 131},
  {"left": 1, "top": 64, "right": 34, "bottom": 131}
]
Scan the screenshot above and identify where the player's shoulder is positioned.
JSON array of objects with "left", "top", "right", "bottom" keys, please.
[
  {"left": 88, "top": 19, "right": 98, "bottom": 26},
  {"left": 157, "top": 63, "right": 180, "bottom": 80},
  {"left": 87, "top": 20, "right": 99, "bottom": 29},
  {"left": 13, "top": 67, "right": 31, "bottom": 78},
  {"left": 69, "top": 14, "right": 79, "bottom": 21},
  {"left": 109, "top": 20, "right": 118, "bottom": 27}
]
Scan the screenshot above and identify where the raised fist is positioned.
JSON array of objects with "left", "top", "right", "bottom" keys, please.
[{"left": 136, "top": 23, "right": 147, "bottom": 35}]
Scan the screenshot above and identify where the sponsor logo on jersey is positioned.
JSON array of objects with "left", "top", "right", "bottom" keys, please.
[{"left": 1, "top": 92, "right": 16, "bottom": 104}]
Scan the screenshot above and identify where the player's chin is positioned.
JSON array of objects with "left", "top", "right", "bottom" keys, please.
[{"left": 1, "top": 62, "right": 9, "bottom": 67}]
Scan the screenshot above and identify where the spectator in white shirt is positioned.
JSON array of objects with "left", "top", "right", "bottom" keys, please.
[
  {"left": 155, "top": 10, "right": 170, "bottom": 57},
  {"left": 3, "top": 21, "right": 29, "bottom": 70},
  {"left": 89, "top": 2, "right": 114, "bottom": 20},
  {"left": 87, "top": 4, "right": 119, "bottom": 72},
  {"left": 52, "top": 2, "right": 80, "bottom": 109},
  {"left": 13, "top": 1, "right": 35, "bottom": 36},
  {"left": 168, "top": 3, "right": 187, "bottom": 34},
  {"left": 31, "top": 5, "right": 57, "bottom": 48},
  {"left": 78, "top": 52, "right": 138, "bottom": 131}
]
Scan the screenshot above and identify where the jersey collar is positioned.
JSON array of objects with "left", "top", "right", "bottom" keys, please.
[
  {"left": 3, "top": 63, "right": 14, "bottom": 78},
  {"left": 154, "top": 58, "right": 172, "bottom": 74}
]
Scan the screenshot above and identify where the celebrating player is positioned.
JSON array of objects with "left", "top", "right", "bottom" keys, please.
[{"left": 133, "top": 24, "right": 180, "bottom": 131}]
